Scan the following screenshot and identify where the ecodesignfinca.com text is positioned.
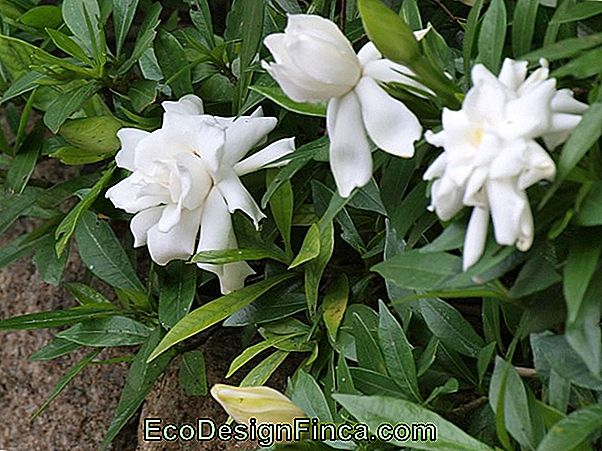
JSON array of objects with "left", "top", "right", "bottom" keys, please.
[{"left": 143, "top": 417, "right": 438, "bottom": 446}]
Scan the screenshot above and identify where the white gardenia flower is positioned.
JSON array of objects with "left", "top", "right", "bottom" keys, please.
[
  {"left": 262, "top": 14, "right": 423, "bottom": 197},
  {"left": 424, "top": 58, "right": 588, "bottom": 270},
  {"left": 106, "top": 94, "right": 295, "bottom": 293}
]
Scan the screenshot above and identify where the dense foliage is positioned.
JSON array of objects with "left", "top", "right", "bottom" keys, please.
[{"left": 0, "top": 0, "right": 602, "bottom": 449}]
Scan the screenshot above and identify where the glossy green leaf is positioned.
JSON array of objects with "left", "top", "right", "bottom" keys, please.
[
  {"left": 0, "top": 304, "right": 115, "bottom": 330},
  {"left": 58, "top": 116, "right": 121, "bottom": 154},
  {"left": 191, "top": 248, "right": 288, "bottom": 264},
  {"left": 112, "top": 0, "right": 139, "bottom": 57},
  {"left": 289, "top": 223, "right": 321, "bottom": 268},
  {"left": 57, "top": 316, "right": 151, "bottom": 346},
  {"left": 250, "top": 85, "right": 326, "bottom": 117},
  {"left": 240, "top": 349, "right": 289, "bottom": 386},
  {"left": 44, "top": 83, "right": 98, "bottom": 133},
  {"left": 537, "top": 404, "right": 602, "bottom": 451},
  {"left": 101, "top": 328, "right": 175, "bottom": 448},
  {"left": 158, "top": 261, "right": 197, "bottom": 329},
  {"left": 31, "top": 349, "right": 101, "bottom": 420},
  {"left": 291, "top": 371, "right": 334, "bottom": 422},
  {"left": 148, "top": 273, "right": 295, "bottom": 361},
  {"left": 512, "top": 0, "right": 539, "bottom": 56},
  {"left": 420, "top": 298, "right": 484, "bottom": 358},
  {"left": 75, "top": 211, "right": 145, "bottom": 291},
  {"left": 155, "top": 30, "right": 192, "bottom": 97},
  {"left": 179, "top": 350, "right": 207, "bottom": 396},
  {"left": 29, "top": 337, "right": 82, "bottom": 361},
  {"left": 323, "top": 275, "right": 348, "bottom": 343},
  {"left": 334, "top": 394, "right": 493, "bottom": 450},
  {"left": 477, "top": 0, "right": 507, "bottom": 72}
]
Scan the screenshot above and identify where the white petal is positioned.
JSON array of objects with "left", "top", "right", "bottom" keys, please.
[
  {"left": 518, "top": 141, "right": 556, "bottom": 189},
  {"left": 216, "top": 169, "right": 266, "bottom": 228},
  {"left": 261, "top": 61, "right": 337, "bottom": 103},
  {"left": 355, "top": 76, "right": 421, "bottom": 157},
  {"left": 286, "top": 14, "right": 355, "bottom": 55},
  {"left": 115, "top": 128, "right": 150, "bottom": 171},
  {"left": 196, "top": 189, "right": 254, "bottom": 294},
  {"left": 362, "top": 59, "right": 426, "bottom": 93},
  {"left": 146, "top": 206, "right": 202, "bottom": 265},
  {"left": 157, "top": 203, "right": 182, "bottom": 233},
  {"left": 222, "top": 112, "right": 278, "bottom": 165},
  {"left": 234, "top": 138, "right": 295, "bottom": 176},
  {"left": 463, "top": 166, "right": 488, "bottom": 207},
  {"left": 326, "top": 93, "right": 372, "bottom": 197},
  {"left": 423, "top": 153, "right": 447, "bottom": 180},
  {"left": 430, "top": 177, "right": 464, "bottom": 221},
  {"left": 503, "top": 79, "right": 556, "bottom": 138},
  {"left": 357, "top": 42, "right": 381, "bottom": 66},
  {"left": 497, "top": 59, "right": 527, "bottom": 92},
  {"left": 551, "top": 89, "right": 588, "bottom": 114},
  {"left": 463, "top": 206, "right": 489, "bottom": 270},
  {"left": 191, "top": 119, "right": 227, "bottom": 175},
  {"left": 162, "top": 94, "right": 204, "bottom": 115},
  {"left": 486, "top": 178, "right": 533, "bottom": 249},
  {"left": 106, "top": 175, "right": 167, "bottom": 213},
  {"left": 286, "top": 36, "right": 361, "bottom": 88},
  {"left": 130, "top": 207, "right": 163, "bottom": 247}
]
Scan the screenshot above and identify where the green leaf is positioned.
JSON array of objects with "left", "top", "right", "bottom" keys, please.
[
  {"left": 190, "top": 0, "right": 215, "bottom": 48},
  {"left": 29, "top": 337, "right": 82, "bottom": 361},
  {"left": 250, "top": 86, "right": 326, "bottom": 117},
  {"left": 322, "top": 275, "right": 348, "bottom": 343},
  {"left": 33, "top": 235, "right": 69, "bottom": 286},
  {"left": 155, "top": 29, "right": 192, "bottom": 97},
  {"left": 564, "top": 233, "right": 602, "bottom": 324},
  {"left": 75, "top": 211, "right": 145, "bottom": 292},
  {"left": 118, "top": 2, "right": 161, "bottom": 74},
  {"left": 576, "top": 182, "right": 602, "bottom": 225},
  {"left": 372, "top": 250, "right": 463, "bottom": 291},
  {"left": 102, "top": 328, "right": 175, "bottom": 448},
  {"left": 420, "top": 298, "right": 484, "bottom": 358},
  {"left": 31, "top": 349, "right": 101, "bottom": 420},
  {"left": 289, "top": 223, "right": 321, "bottom": 268},
  {"left": 512, "top": 0, "right": 539, "bottom": 57},
  {"left": 147, "top": 273, "right": 295, "bottom": 362},
  {"left": 521, "top": 33, "right": 602, "bottom": 61},
  {"left": 112, "top": 0, "right": 139, "bottom": 57},
  {"left": 0, "top": 34, "right": 93, "bottom": 80},
  {"left": 190, "top": 248, "right": 288, "bottom": 265},
  {"left": 553, "top": 48, "right": 602, "bottom": 79},
  {"left": 0, "top": 304, "right": 116, "bottom": 330},
  {"left": 290, "top": 371, "right": 334, "bottom": 422},
  {"left": 57, "top": 316, "right": 151, "bottom": 346},
  {"left": 377, "top": 300, "right": 421, "bottom": 402},
  {"left": 227, "top": 334, "right": 301, "bottom": 378},
  {"left": 240, "top": 349, "right": 289, "bottom": 386},
  {"left": 61, "top": 0, "right": 101, "bottom": 57},
  {"left": 477, "top": 0, "right": 507, "bottom": 73},
  {"left": 463, "top": 0, "right": 485, "bottom": 86},
  {"left": 65, "top": 282, "right": 111, "bottom": 305},
  {"left": 536, "top": 404, "right": 602, "bottom": 451},
  {"left": 305, "top": 221, "right": 334, "bottom": 317},
  {"left": 353, "top": 312, "right": 387, "bottom": 375},
  {"left": 357, "top": 0, "right": 420, "bottom": 65},
  {"left": 58, "top": 116, "right": 121, "bottom": 154},
  {"left": 44, "top": 82, "right": 98, "bottom": 133},
  {"left": 269, "top": 172, "right": 294, "bottom": 257},
  {"left": 509, "top": 244, "right": 561, "bottom": 298},
  {"left": 46, "top": 29, "right": 92, "bottom": 64},
  {"left": 179, "top": 350, "right": 207, "bottom": 396},
  {"left": 158, "top": 261, "right": 197, "bottom": 329},
  {"left": 400, "top": 0, "right": 422, "bottom": 30},
  {"left": 489, "top": 357, "right": 545, "bottom": 449},
  {"left": 19, "top": 5, "right": 62, "bottom": 29},
  {"left": 333, "top": 394, "right": 493, "bottom": 450},
  {"left": 6, "top": 127, "right": 41, "bottom": 195},
  {"left": 552, "top": 1, "right": 602, "bottom": 24},
  {"left": 235, "top": 0, "right": 265, "bottom": 110}
]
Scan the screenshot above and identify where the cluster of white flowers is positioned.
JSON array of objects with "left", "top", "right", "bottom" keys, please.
[
  {"left": 106, "top": 14, "right": 589, "bottom": 292},
  {"left": 423, "top": 59, "right": 587, "bottom": 269},
  {"left": 106, "top": 95, "right": 294, "bottom": 293}
]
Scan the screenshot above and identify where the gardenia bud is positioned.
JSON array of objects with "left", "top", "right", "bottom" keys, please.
[{"left": 210, "top": 384, "right": 306, "bottom": 425}]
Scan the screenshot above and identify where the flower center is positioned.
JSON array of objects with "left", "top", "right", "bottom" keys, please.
[{"left": 470, "top": 127, "right": 484, "bottom": 147}]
